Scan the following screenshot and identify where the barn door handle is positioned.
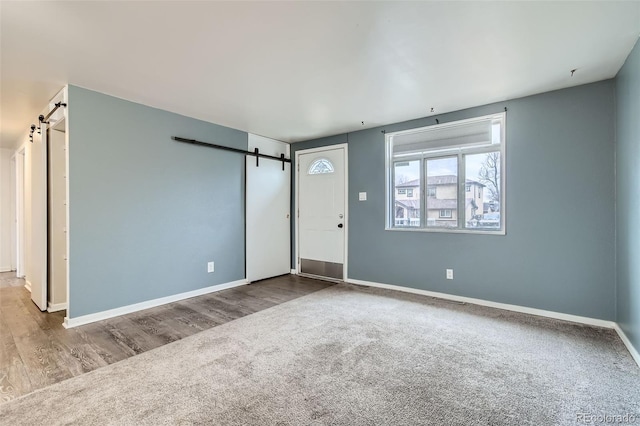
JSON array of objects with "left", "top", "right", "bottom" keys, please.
[{"left": 338, "top": 223, "right": 343, "bottom": 228}]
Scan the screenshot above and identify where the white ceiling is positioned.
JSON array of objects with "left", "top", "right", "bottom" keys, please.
[{"left": 1, "top": 1, "right": 639, "bottom": 149}]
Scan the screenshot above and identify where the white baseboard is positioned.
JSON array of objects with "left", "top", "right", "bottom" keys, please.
[
  {"left": 346, "top": 278, "right": 616, "bottom": 329},
  {"left": 0, "top": 267, "right": 12, "bottom": 273},
  {"left": 614, "top": 324, "right": 640, "bottom": 367},
  {"left": 24, "top": 280, "right": 32, "bottom": 292},
  {"left": 290, "top": 269, "right": 297, "bottom": 275},
  {"left": 63, "top": 279, "right": 248, "bottom": 329},
  {"left": 47, "top": 302, "right": 67, "bottom": 313}
]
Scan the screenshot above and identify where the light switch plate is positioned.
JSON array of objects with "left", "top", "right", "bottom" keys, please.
[{"left": 359, "top": 192, "right": 367, "bottom": 201}]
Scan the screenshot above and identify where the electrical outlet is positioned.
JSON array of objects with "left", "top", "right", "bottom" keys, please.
[
  {"left": 446, "top": 269, "right": 453, "bottom": 280},
  {"left": 207, "top": 261, "right": 215, "bottom": 273}
]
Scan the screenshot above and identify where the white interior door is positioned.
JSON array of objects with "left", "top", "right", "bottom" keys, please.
[
  {"left": 29, "top": 124, "right": 48, "bottom": 311},
  {"left": 297, "top": 146, "right": 347, "bottom": 280},
  {"left": 246, "top": 134, "right": 291, "bottom": 282}
]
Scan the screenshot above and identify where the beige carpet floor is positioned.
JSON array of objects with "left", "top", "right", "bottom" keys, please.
[{"left": 0, "top": 283, "right": 638, "bottom": 425}]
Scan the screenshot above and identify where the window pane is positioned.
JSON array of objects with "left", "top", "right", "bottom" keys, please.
[
  {"left": 426, "top": 157, "right": 458, "bottom": 228},
  {"left": 394, "top": 160, "right": 421, "bottom": 227},
  {"left": 308, "top": 158, "right": 334, "bottom": 174},
  {"left": 464, "top": 151, "right": 501, "bottom": 230},
  {"left": 386, "top": 112, "right": 505, "bottom": 234}
]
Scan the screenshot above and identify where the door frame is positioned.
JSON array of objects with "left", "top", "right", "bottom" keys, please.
[
  {"left": 47, "top": 112, "right": 69, "bottom": 313},
  {"left": 13, "top": 146, "right": 25, "bottom": 277},
  {"left": 294, "top": 143, "right": 348, "bottom": 281},
  {"left": 46, "top": 87, "right": 70, "bottom": 317}
]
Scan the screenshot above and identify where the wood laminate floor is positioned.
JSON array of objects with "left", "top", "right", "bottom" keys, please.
[{"left": 0, "top": 272, "right": 333, "bottom": 403}]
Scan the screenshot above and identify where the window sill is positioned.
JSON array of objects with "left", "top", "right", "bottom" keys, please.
[{"left": 385, "top": 226, "right": 506, "bottom": 236}]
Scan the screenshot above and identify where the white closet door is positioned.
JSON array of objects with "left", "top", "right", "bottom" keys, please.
[
  {"left": 29, "top": 124, "right": 48, "bottom": 310},
  {"left": 246, "top": 135, "right": 290, "bottom": 282},
  {"left": 49, "top": 124, "right": 67, "bottom": 307}
]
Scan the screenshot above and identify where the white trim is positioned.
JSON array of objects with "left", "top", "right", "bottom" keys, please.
[
  {"left": 62, "top": 279, "right": 248, "bottom": 328},
  {"left": 9, "top": 152, "right": 16, "bottom": 272},
  {"left": 24, "top": 280, "right": 32, "bottom": 292},
  {"left": 295, "top": 143, "right": 349, "bottom": 281},
  {"left": 346, "top": 278, "right": 616, "bottom": 329},
  {"left": 344, "top": 146, "right": 349, "bottom": 280},
  {"left": 64, "top": 85, "right": 70, "bottom": 320},
  {"left": 0, "top": 267, "right": 12, "bottom": 273},
  {"left": 14, "top": 145, "right": 25, "bottom": 278},
  {"left": 614, "top": 324, "right": 640, "bottom": 367},
  {"left": 290, "top": 269, "right": 297, "bottom": 275},
  {"left": 47, "top": 302, "right": 67, "bottom": 313}
]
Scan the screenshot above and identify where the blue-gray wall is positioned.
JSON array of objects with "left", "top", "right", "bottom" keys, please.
[
  {"left": 292, "top": 81, "right": 616, "bottom": 320},
  {"left": 68, "top": 85, "right": 247, "bottom": 318},
  {"left": 615, "top": 39, "right": 640, "bottom": 351}
]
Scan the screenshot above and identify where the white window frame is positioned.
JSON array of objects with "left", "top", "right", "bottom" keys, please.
[{"left": 385, "top": 112, "right": 506, "bottom": 235}]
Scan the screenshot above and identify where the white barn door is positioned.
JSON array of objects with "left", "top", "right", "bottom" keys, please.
[
  {"left": 29, "top": 123, "right": 48, "bottom": 310},
  {"left": 246, "top": 134, "right": 291, "bottom": 282}
]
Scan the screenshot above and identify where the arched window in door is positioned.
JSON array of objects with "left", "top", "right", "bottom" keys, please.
[{"left": 308, "top": 158, "right": 334, "bottom": 175}]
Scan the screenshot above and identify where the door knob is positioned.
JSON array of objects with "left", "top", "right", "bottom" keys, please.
[{"left": 338, "top": 223, "right": 343, "bottom": 228}]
